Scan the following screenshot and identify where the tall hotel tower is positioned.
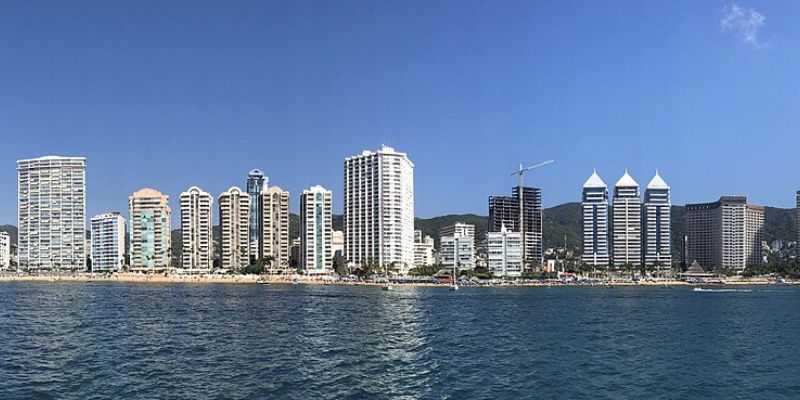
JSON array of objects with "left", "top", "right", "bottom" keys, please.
[
  {"left": 643, "top": 172, "right": 672, "bottom": 269},
  {"left": 611, "top": 171, "right": 642, "bottom": 268},
  {"left": 129, "top": 188, "right": 171, "bottom": 272},
  {"left": 581, "top": 171, "right": 610, "bottom": 267},
  {"left": 300, "top": 185, "right": 333, "bottom": 274},
  {"left": 686, "top": 196, "right": 764, "bottom": 271},
  {"left": 180, "top": 186, "right": 214, "bottom": 273},
  {"left": 344, "top": 146, "right": 415, "bottom": 273},
  {"left": 17, "top": 156, "right": 87, "bottom": 270},
  {"left": 261, "top": 186, "right": 290, "bottom": 271},
  {"left": 219, "top": 187, "right": 251, "bottom": 271},
  {"left": 247, "top": 169, "right": 266, "bottom": 260},
  {"left": 90, "top": 212, "right": 126, "bottom": 272}
]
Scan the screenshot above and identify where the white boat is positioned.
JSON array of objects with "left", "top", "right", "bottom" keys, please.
[
  {"left": 382, "top": 284, "right": 393, "bottom": 291},
  {"left": 257, "top": 280, "right": 270, "bottom": 285},
  {"left": 450, "top": 264, "right": 460, "bottom": 291}
]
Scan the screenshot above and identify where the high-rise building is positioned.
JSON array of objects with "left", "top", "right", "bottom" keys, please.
[
  {"left": 413, "top": 230, "right": 435, "bottom": 267},
  {"left": 300, "top": 185, "right": 333, "bottom": 274},
  {"left": 219, "top": 187, "right": 250, "bottom": 271},
  {"left": 90, "top": 212, "right": 126, "bottom": 272},
  {"left": 180, "top": 186, "right": 214, "bottom": 273},
  {"left": 439, "top": 222, "right": 475, "bottom": 271},
  {"left": 261, "top": 186, "right": 290, "bottom": 272},
  {"left": 685, "top": 196, "right": 764, "bottom": 271},
  {"left": 17, "top": 156, "right": 87, "bottom": 270},
  {"left": 0, "top": 231, "right": 10, "bottom": 270},
  {"left": 487, "top": 223, "right": 523, "bottom": 277},
  {"left": 581, "top": 170, "right": 610, "bottom": 268},
  {"left": 247, "top": 169, "right": 267, "bottom": 260},
  {"left": 488, "top": 186, "right": 543, "bottom": 265},
  {"left": 129, "top": 188, "right": 171, "bottom": 272},
  {"left": 745, "top": 205, "right": 765, "bottom": 267},
  {"left": 643, "top": 172, "right": 671, "bottom": 269},
  {"left": 344, "top": 145, "right": 415, "bottom": 273},
  {"left": 611, "top": 171, "right": 641, "bottom": 269}
]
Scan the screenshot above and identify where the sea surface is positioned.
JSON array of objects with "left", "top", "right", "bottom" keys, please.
[{"left": 0, "top": 282, "right": 798, "bottom": 399}]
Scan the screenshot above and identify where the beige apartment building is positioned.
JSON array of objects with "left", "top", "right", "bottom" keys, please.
[
  {"left": 261, "top": 186, "right": 290, "bottom": 272},
  {"left": 219, "top": 187, "right": 251, "bottom": 271},
  {"left": 180, "top": 186, "right": 214, "bottom": 273}
]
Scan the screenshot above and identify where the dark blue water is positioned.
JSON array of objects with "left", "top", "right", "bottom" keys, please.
[{"left": 0, "top": 283, "right": 798, "bottom": 399}]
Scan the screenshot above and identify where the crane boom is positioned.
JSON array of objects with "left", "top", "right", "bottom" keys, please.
[{"left": 510, "top": 159, "right": 554, "bottom": 176}]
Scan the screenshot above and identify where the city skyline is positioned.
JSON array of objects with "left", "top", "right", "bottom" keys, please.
[
  {"left": 3, "top": 1, "right": 800, "bottom": 225},
  {"left": 3, "top": 152, "right": 799, "bottom": 229}
]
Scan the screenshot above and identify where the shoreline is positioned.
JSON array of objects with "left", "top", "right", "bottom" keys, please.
[{"left": 0, "top": 273, "right": 787, "bottom": 287}]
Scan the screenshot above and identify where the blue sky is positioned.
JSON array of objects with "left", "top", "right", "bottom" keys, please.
[{"left": 1, "top": 0, "right": 799, "bottom": 226}]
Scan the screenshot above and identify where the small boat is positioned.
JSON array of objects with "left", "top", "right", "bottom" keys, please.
[
  {"left": 450, "top": 284, "right": 459, "bottom": 291},
  {"left": 661, "top": 284, "right": 673, "bottom": 289},
  {"left": 382, "top": 284, "right": 393, "bottom": 291},
  {"left": 257, "top": 280, "right": 271, "bottom": 285}
]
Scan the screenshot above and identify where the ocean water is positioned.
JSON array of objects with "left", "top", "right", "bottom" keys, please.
[{"left": 0, "top": 282, "right": 798, "bottom": 399}]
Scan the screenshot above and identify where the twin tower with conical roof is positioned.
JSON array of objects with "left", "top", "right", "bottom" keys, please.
[{"left": 582, "top": 170, "right": 671, "bottom": 270}]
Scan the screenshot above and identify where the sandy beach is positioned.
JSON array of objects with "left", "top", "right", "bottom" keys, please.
[{"left": 0, "top": 272, "right": 783, "bottom": 286}]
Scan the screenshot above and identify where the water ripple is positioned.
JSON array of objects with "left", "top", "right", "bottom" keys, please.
[{"left": 0, "top": 283, "right": 798, "bottom": 398}]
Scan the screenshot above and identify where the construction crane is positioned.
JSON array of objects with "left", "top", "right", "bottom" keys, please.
[{"left": 509, "top": 159, "right": 554, "bottom": 271}]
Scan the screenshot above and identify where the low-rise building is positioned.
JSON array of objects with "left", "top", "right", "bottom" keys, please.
[
  {"left": 487, "top": 224, "right": 523, "bottom": 277},
  {"left": 413, "top": 230, "right": 435, "bottom": 267},
  {"left": 0, "top": 231, "right": 10, "bottom": 270}
]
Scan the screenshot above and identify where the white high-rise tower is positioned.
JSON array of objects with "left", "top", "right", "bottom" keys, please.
[
  {"left": 643, "top": 172, "right": 671, "bottom": 269},
  {"left": 344, "top": 146, "right": 414, "bottom": 273},
  {"left": 581, "top": 170, "right": 610, "bottom": 268},
  {"left": 300, "top": 185, "right": 333, "bottom": 274},
  {"left": 612, "top": 170, "right": 642, "bottom": 268},
  {"left": 17, "top": 156, "right": 87, "bottom": 271}
]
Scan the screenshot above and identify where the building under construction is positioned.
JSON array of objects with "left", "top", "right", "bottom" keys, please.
[{"left": 488, "top": 186, "right": 543, "bottom": 266}]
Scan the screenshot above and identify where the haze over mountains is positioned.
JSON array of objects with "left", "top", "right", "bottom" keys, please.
[{"left": 2, "top": 203, "right": 796, "bottom": 261}]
